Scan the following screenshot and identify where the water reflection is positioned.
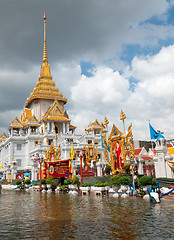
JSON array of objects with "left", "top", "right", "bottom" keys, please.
[{"left": 0, "top": 191, "right": 173, "bottom": 239}]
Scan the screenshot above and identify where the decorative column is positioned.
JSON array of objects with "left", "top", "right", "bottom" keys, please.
[
  {"left": 51, "top": 121, "right": 53, "bottom": 133},
  {"left": 31, "top": 157, "right": 38, "bottom": 181},
  {"left": 96, "top": 160, "right": 102, "bottom": 177},
  {"left": 66, "top": 122, "right": 69, "bottom": 134},
  {"left": 6, "top": 165, "right": 11, "bottom": 180},
  {"left": 11, "top": 159, "right": 17, "bottom": 180},
  {"left": 28, "top": 127, "right": 31, "bottom": 135},
  {"left": 153, "top": 138, "right": 168, "bottom": 178},
  {"left": 137, "top": 158, "right": 144, "bottom": 175},
  {"left": 63, "top": 122, "right": 65, "bottom": 134},
  {"left": 3, "top": 169, "right": 6, "bottom": 179},
  {"left": 45, "top": 122, "right": 48, "bottom": 133}
]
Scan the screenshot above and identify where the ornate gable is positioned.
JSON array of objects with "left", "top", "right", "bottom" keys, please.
[
  {"left": 42, "top": 100, "right": 70, "bottom": 122},
  {"left": 26, "top": 115, "right": 40, "bottom": 126},
  {"left": 9, "top": 117, "right": 23, "bottom": 128},
  {"left": 0, "top": 133, "right": 7, "bottom": 142},
  {"left": 108, "top": 124, "right": 123, "bottom": 141},
  {"left": 86, "top": 119, "right": 102, "bottom": 131},
  {"left": 90, "top": 119, "right": 101, "bottom": 127}
]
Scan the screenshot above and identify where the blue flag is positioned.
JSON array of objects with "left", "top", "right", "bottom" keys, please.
[{"left": 149, "top": 123, "right": 164, "bottom": 140}]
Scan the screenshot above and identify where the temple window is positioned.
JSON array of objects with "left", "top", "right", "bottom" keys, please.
[
  {"left": 55, "top": 124, "right": 60, "bottom": 134},
  {"left": 94, "top": 130, "right": 100, "bottom": 135},
  {"left": 17, "top": 144, "right": 22, "bottom": 151},
  {"left": 34, "top": 140, "right": 42, "bottom": 146},
  {"left": 48, "top": 139, "right": 53, "bottom": 145},
  {"left": 88, "top": 140, "right": 92, "bottom": 144},
  {"left": 69, "top": 129, "right": 73, "bottom": 134},
  {"left": 13, "top": 128, "right": 19, "bottom": 135},
  {"left": 16, "top": 159, "right": 21, "bottom": 167},
  {"left": 23, "top": 128, "right": 28, "bottom": 134},
  {"left": 31, "top": 127, "right": 37, "bottom": 133}
]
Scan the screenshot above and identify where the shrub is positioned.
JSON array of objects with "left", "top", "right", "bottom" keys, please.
[
  {"left": 60, "top": 185, "right": 69, "bottom": 192},
  {"left": 119, "top": 176, "right": 130, "bottom": 185},
  {"left": 51, "top": 182, "right": 57, "bottom": 191},
  {"left": 110, "top": 175, "right": 121, "bottom": 186},
  {"left": 64, "top": 178, "right": 72, "bottom": 185},
  {"left": 139, "top": 175, "right": 152, "bottom": 186},
  {"left": 16, "top": 180, "right": 22, "bottom": 185},
  {"left": 71, "top": 176, "right": 80, "bottom": 185},
  {"left": 81, "top": 182, "right": 91, "bottom": 187},
  {"left": 41, "top": 179, "right": 46, "bottom": 185},
  {"left": 139, "top": 185, "right": 146, "bottom": 198},
  {"left": 152, "top": 178, "right": 157, "bottom": 185},
  {"left": 24, "top": 179, "right": 31, "bottom": 185},
  {"left": 94, "top": 182, "right": 108, "bottom": 187},
  {"left": 104, "top": 165, "right": 111, "bottom": 175},
  {"left": 46, "top": 176, "right": 53, "bottom": 184},
  {"left": 32, "top": 181, "right": 40, "bottom": 186}
]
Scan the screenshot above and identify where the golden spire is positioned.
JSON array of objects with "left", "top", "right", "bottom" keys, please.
[
  {"left": 25, "top": 12, "right": 67, "bottom": 108},
  {"left": 39, "top": 11, "right": 52, "bottom": 80},
  {"left": 43, "top": 11, "right": 48, "bottom": 63}
]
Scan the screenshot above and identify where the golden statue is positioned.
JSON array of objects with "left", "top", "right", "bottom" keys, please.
[
  {"left": 102, "top": 111, "right": 135, "bottom": 174},
  {"left": 45, "top": 142, "right": 61, "bottom": 161},
  {"left": 84, "top": 143, "right": 101, "bottom": 165}
]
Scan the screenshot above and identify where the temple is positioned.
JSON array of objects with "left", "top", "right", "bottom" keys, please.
[{"left": 0, "top": 13, "right": 108, "bottom": 180}]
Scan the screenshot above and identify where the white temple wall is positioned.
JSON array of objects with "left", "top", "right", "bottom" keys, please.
[
  {"left": 29, "top": 99, "right": 53, "bottom": 121},
  {"left": 154, "top": 153, "right": 166, "bottom": 178},
  {"left": 13, "top": 141, "right": 27, "bottom": 171},
  {"left": 165, "top": 161, "right": 174, "bottom": 178}
]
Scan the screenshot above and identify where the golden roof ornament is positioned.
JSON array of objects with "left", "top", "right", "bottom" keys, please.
[
  {"left": 120, "top": 109, "right": 126, "bottom": 134},
  {"left": 104, "top": 116, "right": 109, "bottom": 126},
  {"left": 120, "top": 109, "right": 126, "bottom": 121}
]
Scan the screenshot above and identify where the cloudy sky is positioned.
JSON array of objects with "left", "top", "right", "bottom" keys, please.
[{"left": 1, "top": 0, "right": 174, "bottom": 140}]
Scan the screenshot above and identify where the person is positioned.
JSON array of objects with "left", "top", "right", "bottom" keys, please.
[
  {"left": 0, "top": 177, "right": 3, "bottom": 192},
  {"left": 134, "top": 172, "right": 139, "bottom": 190}
]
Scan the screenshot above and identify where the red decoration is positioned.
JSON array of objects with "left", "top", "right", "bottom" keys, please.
[{"left": 45, "top": 159, "right": 72, "bottom": 179}]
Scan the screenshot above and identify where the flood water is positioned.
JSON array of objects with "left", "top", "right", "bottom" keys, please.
[{"left": 0, "top": 190, "right": 173, "bottom": 240}]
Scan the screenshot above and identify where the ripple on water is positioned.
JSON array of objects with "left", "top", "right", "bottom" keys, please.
[{"left": 0, "top": 191, "right": 173, "bottom": 239}]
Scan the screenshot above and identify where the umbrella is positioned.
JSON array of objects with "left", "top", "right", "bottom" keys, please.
[{"left": 24, "top": 173, "right": 30, "bottom": 177}]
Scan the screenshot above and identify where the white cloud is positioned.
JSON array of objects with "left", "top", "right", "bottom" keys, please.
[{"left": 57, "top": 44, "right": 174, "bottom": 141}]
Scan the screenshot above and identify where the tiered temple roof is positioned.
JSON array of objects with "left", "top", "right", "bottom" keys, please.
[{"left": 25, "top": 12, "right": 67, "bottom": 108}]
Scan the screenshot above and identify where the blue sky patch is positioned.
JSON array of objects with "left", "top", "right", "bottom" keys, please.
[
  {"left": 128, "top": 77, "right": 139, "bottom": 92},
  {"left": 80, "top": 61, "right": 95, "bottom": 77}
]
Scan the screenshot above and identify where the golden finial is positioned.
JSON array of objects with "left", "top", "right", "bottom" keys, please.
[
  {"left": 120, "top": 109, "right": 126, "bottom": 121},
  {"left": 43, "top": 11, "right": 48, "bottom": 63},
  {"left": 120, "top": 109, "right": 126, "bottom": 135},
  {"left": 104, "top": 116, "right": 109, "bottom": 126},
  {"left": 43, "top": 11, "right": 46, "bottom": 20}
]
